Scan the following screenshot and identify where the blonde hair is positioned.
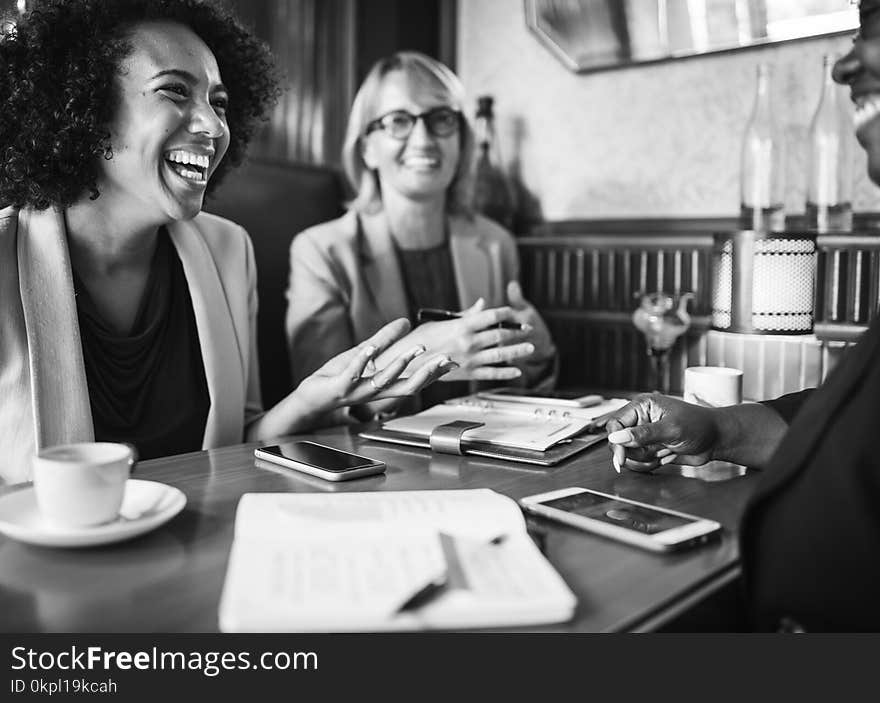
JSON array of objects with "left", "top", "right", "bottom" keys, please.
[{"left": 342, "top": 51, "right": 475, "bottom": 215}]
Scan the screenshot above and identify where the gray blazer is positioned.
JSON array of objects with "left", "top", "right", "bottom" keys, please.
[
  {"left": 285, "top": 209, "right": 555, "bottom": 387},
  {"left": 0, "top": 206, "right": 263, "bottom": 485}
]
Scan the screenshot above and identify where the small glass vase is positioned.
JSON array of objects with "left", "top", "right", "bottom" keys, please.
[{"left": 632, "top": 292, "right": 693, "bottom": 394}]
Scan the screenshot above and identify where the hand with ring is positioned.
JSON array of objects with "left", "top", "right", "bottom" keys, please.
[{"left": 289, "top": 318, "right": 457, "bottom": 425}]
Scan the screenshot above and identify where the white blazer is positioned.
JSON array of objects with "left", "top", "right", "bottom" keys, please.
[{"left": 0, "top": 206, "right": 263, "bottom": 486}]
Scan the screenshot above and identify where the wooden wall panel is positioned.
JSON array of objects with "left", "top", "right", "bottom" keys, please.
[
  {"left": 519, "top": 234, "right": 714, "bottom": 393},
  {"left": 814, "top": 234, "right": 880, "bottom": 342}
]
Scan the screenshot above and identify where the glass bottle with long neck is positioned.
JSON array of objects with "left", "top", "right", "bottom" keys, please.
[
  {"left": 806, "top": 54, "right": 853, "bottom": 232},
  {"left": 740, "top": 63, "right": 785, "bottom": 233},
  {"left": 473, "top": 95, "right": 516, "bottom": 231}
]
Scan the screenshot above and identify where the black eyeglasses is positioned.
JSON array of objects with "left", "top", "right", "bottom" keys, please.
[{"left": 365, "top": 107, "right": 462, "bottom": 140}]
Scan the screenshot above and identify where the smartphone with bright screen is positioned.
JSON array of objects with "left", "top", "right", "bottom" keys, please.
[
  {"left": 520, "top": 487, "right": 722, "bottom": 552},
  {"left": 254, "top": 442, "right": 386, "bottom": 481},
  {"left": 540, "top": 492, "right": 693, "bottom": 534}
]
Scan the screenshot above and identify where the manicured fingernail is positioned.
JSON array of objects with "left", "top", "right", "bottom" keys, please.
[
  {"left": 525, "top": 343, "right": 535, "bottom": 353},
  {"left": 607, "top": 429, "right": 633, "bottom": 444},
  {"left": 521, "top": 323, "right": 533, "bottom": 333},
  {"left": 612, "top": 454, "right": 621, "bottom": 473},
  {"left": 660, "top": 454, "right": 677, "bottom": 465},
  {"left": 411, "top": 344, "right": 426, "bottom": 357}
]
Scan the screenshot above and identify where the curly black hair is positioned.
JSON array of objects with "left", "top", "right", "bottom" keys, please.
[{"left": 0, "top": 0, "right": 278, "bottom": 209}]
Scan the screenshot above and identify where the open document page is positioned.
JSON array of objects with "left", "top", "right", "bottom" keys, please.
[{"left": 218, "top": 490, "right": 576, "bottom": 632}]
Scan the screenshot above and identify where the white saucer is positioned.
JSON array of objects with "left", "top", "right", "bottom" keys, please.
[{"left": 0, "top": 479, "right": 186, "bottom": 548}]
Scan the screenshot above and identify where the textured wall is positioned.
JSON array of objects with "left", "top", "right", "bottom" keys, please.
[{"left": 457, "top": 0, "right": 880, "bottom": 221}]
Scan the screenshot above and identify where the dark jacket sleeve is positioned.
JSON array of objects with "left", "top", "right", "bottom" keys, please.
[{"left": 759, "top": 389, "right": 815, "bottom": 424}]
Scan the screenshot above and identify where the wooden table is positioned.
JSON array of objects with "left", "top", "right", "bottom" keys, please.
[{"left": 0, "top": 424, "right": 760, "bottom": 632}]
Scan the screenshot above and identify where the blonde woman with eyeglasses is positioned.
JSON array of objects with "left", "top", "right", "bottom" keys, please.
[{"left": 285, "top": 52, "right": 557, "bottom": 415}]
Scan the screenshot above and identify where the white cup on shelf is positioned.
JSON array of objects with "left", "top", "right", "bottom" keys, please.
[
  {"left": 683, "top": 366, "right": 743, "bottom": 408},
  {"left": 32, "top": 442, "right": 136, "bottom": 528}
]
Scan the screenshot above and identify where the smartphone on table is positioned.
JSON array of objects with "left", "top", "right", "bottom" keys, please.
[
  {"left": 477, "top": 387, "right": 604, "bottom": 408},
  {"left": 519, "top": 487, "right": 722, "bottom": 552},
  {"left": 254, "top": 441, "right": 386, "bottom": 482}
]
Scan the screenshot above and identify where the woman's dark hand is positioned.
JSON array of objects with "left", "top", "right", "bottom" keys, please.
[{"left": 603, "top": 393, "right": 722, "bottom": 472}]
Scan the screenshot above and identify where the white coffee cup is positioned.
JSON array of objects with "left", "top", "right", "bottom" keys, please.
[
  {"left": 683, "top": 366, "right": 743, "bottom": 408},
  {"left": 32, "top": 442, "right": 136, "bottom": 528}
]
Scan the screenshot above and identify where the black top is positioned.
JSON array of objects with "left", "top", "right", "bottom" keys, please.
[
  {"left": 393, "top": 236, "right": 468, "bottom": 408},
  {"left": 742, "top": 316, "right": 880, "bottom": 631},
  {"left": 73, "top": 228, "right": 210, "bottom": 460},
  {"left": 393, "top": 238, "right": 460, "bottom": 321}
]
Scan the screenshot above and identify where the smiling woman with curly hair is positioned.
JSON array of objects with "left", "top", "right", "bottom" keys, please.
[
  {"left": 0, "top": 0, "right": 454, "bottom": 485},
  {"left": 0, "top": 0, "right": 276, "bottom": 209}
]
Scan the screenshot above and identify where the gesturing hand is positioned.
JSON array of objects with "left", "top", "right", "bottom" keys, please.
[
  {"left": 506, "top": 280, "right": 555, "bottom": 364},
  {"left": 602, "top": 393, "right": 722, "bottom": 472},
  {"left": 294, "top": 318, "right": 457, "bottom": 418},
  {"left": 398, "top": 299, "right": 536, "bottom": 381}
]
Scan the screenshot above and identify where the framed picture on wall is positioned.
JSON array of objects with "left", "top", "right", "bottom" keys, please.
[{"left": 525, "top": 0, "right": 857, "bottom": 74}]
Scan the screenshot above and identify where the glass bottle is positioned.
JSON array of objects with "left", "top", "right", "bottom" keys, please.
[
  {"left": 473, "top": 95, "right": 516, "bottom": 231},
  {"left": 806, "top": 54, "right": 853, "bottom": 232},
  {"left": 739, "top": 63, "right": 785, "bottom": 233}
]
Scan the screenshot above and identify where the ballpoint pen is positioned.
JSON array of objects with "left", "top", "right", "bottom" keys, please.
[
  {"left": 393, "top": 533, "right": 508, "bottom": 615},
  {"left": 394, "top": 573, "right": 449, "bottom": 614},
  {"left": 416, "top": 307, "right": 525, "bottom": 331}
]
